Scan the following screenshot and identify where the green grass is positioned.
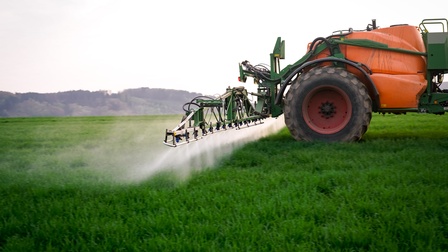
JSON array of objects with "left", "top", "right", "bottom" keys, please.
[{"left": 0, "top": 113, "right": 447, "bottom": 251}]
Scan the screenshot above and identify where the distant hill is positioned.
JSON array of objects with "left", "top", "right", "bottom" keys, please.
[{"left": 0, "top": 88, "right": 203, "bottom": 117}]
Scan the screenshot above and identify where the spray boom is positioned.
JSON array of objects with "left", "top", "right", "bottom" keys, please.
[{"left": 163, "top": 87, "right": 266, "bottom": 147}]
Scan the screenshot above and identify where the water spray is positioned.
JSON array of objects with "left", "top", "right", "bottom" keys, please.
[
  {"left": 122, "top": 84, "right": 288, "bottom": 182},
  {"left": 126, "top": 115, "right": 285, "bottom": 183}
]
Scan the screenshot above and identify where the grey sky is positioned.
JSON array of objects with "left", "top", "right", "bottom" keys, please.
[{"left": 0, "top": 0, "right": 446, "bottom": 95}]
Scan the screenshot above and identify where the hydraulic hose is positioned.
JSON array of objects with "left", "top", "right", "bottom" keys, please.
[
  {"left": 273, "top": 37, "right": 336, "bottom": 105},
  {"left": 308, "top": 37, "right": 334, "bottom": 55},
  {"left": 274, "top": 57, "right": 378, "bottom": 106},
  {"left": 183, "top": 95, "right": 215, "bottom": 112}
]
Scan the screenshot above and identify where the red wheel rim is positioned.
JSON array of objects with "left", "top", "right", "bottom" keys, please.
[{"left": 302, "top": 85, "right": 352, "bottom": 134}]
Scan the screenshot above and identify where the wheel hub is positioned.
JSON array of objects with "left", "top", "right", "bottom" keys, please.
[
  {"left": 302, "top": 85, "right": 352, "bottom": 134},
  {"left": 319, "top": 101, "right": 336, "bottom": 119}
]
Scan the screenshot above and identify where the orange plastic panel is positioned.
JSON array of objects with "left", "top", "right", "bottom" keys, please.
[
  {"left": 343, "top": 25, "right": 426, "bottom": 75},
  {"left": 310, "top": 25, "right": 429, "bottom": 109},
  {"left": 370, "top": 73, "right": 426, "bottom": 108}
]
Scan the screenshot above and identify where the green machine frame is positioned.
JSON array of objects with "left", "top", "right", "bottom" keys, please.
[{"left": 239, "top": 18, "right": 448, "bottom": 116}]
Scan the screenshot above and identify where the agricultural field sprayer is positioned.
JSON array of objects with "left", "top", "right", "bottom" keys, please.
[{"left": 164, "top": 18, "right": 448, "bottom": 147}]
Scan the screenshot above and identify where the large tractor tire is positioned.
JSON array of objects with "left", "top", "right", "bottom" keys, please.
[{"left": 284, "top": 66, "right": 372, "bottom": 142}]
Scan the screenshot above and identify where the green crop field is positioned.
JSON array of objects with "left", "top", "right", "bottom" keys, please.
[{"left": 1, "top": 113, "right": 447, "bottom": 251}]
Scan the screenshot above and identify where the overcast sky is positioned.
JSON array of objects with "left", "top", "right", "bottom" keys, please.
[{"left": 0, "top": 1, "right": 446, "bottom": 95}]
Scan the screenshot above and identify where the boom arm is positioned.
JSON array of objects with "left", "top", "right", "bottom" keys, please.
[{"left": 163, "top": 87, "right": 265, "bottom": 147}]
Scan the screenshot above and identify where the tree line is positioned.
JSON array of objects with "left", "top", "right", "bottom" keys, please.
[{"left": 0, "top": 88, "right": 202, "bottom": 117}]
